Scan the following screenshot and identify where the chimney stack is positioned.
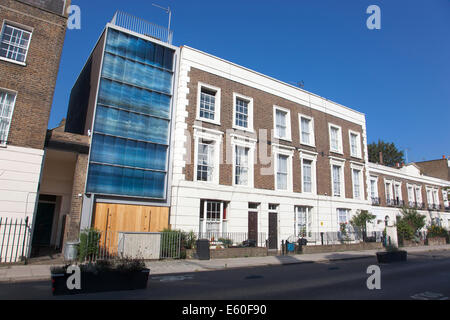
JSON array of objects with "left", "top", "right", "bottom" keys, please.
[{"left": 379, "top": 152, "right": 383, "bottom": 165}]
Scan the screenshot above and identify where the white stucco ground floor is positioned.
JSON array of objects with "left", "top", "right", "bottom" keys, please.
[{"left": 170, "top": 181, "right": 377, "bottom": 249}]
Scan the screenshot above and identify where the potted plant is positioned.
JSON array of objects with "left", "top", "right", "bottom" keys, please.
[
  {"left": 51, "top": 259, "right": 150, "bottom": 296},
  {"left": 376, "top": 245, "right": 407, "bottom": 263},
  {"left": 426, "top": 225, "right": 449, "bottom": 246}
]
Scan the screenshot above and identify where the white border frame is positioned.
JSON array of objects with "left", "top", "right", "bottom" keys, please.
[{"left": 350, "top": 162, "right": 364, "bottom": 200}]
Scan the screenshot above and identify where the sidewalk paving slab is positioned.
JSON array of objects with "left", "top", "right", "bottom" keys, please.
[{"left": 0, "top": 244, "right": 448, "bottom": 283}]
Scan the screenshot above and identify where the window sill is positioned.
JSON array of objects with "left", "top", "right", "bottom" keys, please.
[
  {"left": 300, "top": 142, "right": 316, "bottom": 148},
  {"left": 232, "top": 125, "right": 254, "bottom": 133},
  {"left": 0, "top": 57, "right": 26, "bottom": 66},
  {"left": 330, "top": 149, "right": 344, "bottom": 155},
  {"left": 274, "top": 136, "right": 292, "bottom": 143},
  {"left": 196, "top": 117, "right": 221, "bottom": 126}
]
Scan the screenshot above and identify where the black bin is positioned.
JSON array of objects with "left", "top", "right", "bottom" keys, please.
[{"left": 196, "top": 239, "right": 210, "bottom": 260}]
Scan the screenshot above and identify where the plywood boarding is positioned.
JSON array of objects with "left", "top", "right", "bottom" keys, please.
[{"left": 92, "top": 203, "right": 169, "bottom": 256}]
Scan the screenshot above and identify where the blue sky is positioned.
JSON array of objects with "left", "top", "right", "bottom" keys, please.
[{"left": 50, "top": 0, "right": 450, "bottom": 163}]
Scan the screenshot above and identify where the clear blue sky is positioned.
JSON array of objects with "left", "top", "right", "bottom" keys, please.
[{"left": 50, "top": 0, "right": 450, "bottom": 163}]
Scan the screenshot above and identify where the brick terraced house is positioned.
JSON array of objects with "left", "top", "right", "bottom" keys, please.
[{"left": 0, "top": 0, "right": 69, "bottom": 261}]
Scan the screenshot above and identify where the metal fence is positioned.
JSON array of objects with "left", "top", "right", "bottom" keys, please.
[
  {"left": 111, "top": 11, "right": 173, "bottom": 44},
  {"left": 287, "top": 231, "right": 384, "bottom": 246},
  {"left": 195, "top": 232, "right": 267, "bottom": 248},
  {"left": 76, "top": 230, "right": 183, "bottom": 262},
  {"left": 0, "top": 217, "right": 31, "bottom": 263}
]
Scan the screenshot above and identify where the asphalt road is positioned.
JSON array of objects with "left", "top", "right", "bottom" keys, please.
[{"left": 1, "top": 250, "right": 449, "bottom": 300}]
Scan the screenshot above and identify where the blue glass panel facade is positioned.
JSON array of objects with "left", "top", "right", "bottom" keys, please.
[{"left": 86, "top": 27, "right": 175, "bottom": 199}]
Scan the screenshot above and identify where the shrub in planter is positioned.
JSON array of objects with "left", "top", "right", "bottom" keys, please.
[
  {"left": 218, "top": 238, "right": 233, "bottom": 248},
  {"left": 77, "top": 229, "right": 101, "bottom": 262},
  {"left": 51, "top": 259, "right": 150, "bottom": 296}
]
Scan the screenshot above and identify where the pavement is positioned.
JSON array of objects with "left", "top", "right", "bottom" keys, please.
[{"left": 0, "top": 244, "right": 449, "bottom": 283}]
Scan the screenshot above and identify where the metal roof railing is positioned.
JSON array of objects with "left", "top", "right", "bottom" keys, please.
[{"left": 111, "top": 11, "right": 173, "bottom": 45}]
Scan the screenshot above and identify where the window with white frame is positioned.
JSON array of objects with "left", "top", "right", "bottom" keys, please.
[
  {"left": 299, "top": 114, "right": 315, "bottom": 146},
  {"left": 194, "top": 128, "right": 222, "bottom": 183},
  {"left": 277, "top": 154, "right": 289, "bottom": 190},
  {"left": 370, "top": 177, "right": 378, "bottom": 199},
  {"left": 0, "top": 90, "right": 17, "bottom": 145},
  {"left": 302, "top": 159, "right": 313, "bottom": 193},
  {"left": 442, "top": 190, "right": 449, "bottom": 208},
  {"left": 337, "top": 208, "right": 349, "bottom": 224},
  {"left": 349, "top": 131, "right": 361, "bottom": 158},
  {"left": 407, "top": 185, "right": 415, "bottom": 204},
  {"left": 197, "top": 139, "right": 215, "bottom": 182},
  {"left": 415, "top": 186, "right": 422, "bottom": 204},
  {"left": 0, "top": 23, "right": 32, "bottom": 64},
  {"left": 233, "top": 93, "right": 253, "bottom": 131},
  {"left": 394, "top": 182, "right": 402, "bottom": 202},
  {"left": 329, "top": 124, "right": 343, "bottom": 153},
  {"left": 352, "top": 168, "right": 362, "bottom": 199},
  {"left": 234, "top": 145, "right": 249, "bottom": 186},
  {"left": 274, "top": 147, "right": 293, "bottom": 192},
  {"left": 426, "top": 188, "right": 433, "bottom": 206},
  {"left": 331, "top": 163, "right": 344, "bottom": 197},
  {"left": 295, "top": 206, "right": 312, "bottom": 238},
  {"left": 197, "top": 83, "right": 221, "bottom": 124},
  {"left": 300, "top": 151, "right": 317, "bottom": 194},
  {"left": 433, "top": 189, "right": 439, "bottom": 206},
  {"left": 385, "top": 181, "right": 393, "bottom": 202},
  {"left": 199, "top": 200, "right": 228, "bottom": 234},
  {"left": 274, "top": 106, "right": 291, "bottom": 140}
]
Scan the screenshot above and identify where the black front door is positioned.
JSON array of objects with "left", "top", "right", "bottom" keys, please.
[
  {"left": 32, "top": 202, "right": 56, "bottom": 247},
  {"left": 248, "top": 212, "right": 258, "bottom": 244},
  {"left": 268, "top": 212, "right": 278, "bottom": 249}
]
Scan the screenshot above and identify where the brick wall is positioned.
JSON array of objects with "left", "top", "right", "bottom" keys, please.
[
  {"left": 0, "top": 0, "right": 67, "bottom": 150},
  {"left": 184, "top": 67, "right": 367, "bottom": 197}
]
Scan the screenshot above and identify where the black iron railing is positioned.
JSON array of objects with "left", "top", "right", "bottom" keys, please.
[{"left": 0, "top": 217, "right": 31, "bottom": 264}]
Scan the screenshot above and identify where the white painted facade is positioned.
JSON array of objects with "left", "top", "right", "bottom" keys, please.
[
  {"left": 0, "top": 145, "right": 43, "bottom": 220},
  {"left": 0, "top": 145, "right": 43, "bottom": 262}
]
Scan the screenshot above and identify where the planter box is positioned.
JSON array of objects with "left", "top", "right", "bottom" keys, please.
[
  {"left": 426, "top": 237, "right": 447, "bottom": 246},
  {"left": 51, "top": 268, "right": 150, "bottom": 296},
  {"left": 301, "top": 242, "right": 383, "bottom": 254},
  {"left": 376, "top": 251, "right": 407, "bottom": 263}
]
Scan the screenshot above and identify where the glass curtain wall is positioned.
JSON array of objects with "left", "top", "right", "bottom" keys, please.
[{"left": 86, "top": 28, "right": 175, "bottom": 198}]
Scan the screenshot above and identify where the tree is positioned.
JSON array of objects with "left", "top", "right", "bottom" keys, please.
[
  {"left": 350, "top": 210, "right": 376, "bottom": 240},
  {"left": 368, "top": 140, "right": 404, "bottom": 167},
  {"left": 396, "top": 208, "right": 426, "bottom": 243}
]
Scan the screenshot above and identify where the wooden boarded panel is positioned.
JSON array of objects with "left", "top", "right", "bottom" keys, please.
[{"left": 92, "top": 203, "right": 169, "bottom": 256}]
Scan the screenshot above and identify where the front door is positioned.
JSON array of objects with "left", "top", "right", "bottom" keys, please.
[
  {"left": 269, "top": 212, "right": 278, "bottom": 249},
  {"left": 32, "top": 202, "right": 56, "bottom": 248},
  {"left": 248, "top": 211, "right": 258, "bottom": 244}
]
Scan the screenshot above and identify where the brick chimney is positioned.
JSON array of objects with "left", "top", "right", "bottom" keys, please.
[{"left": 379, "top": 152, "right": 383, "bottom": 165}]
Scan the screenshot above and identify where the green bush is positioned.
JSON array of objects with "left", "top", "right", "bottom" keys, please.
[
  {"left": 218, "top": 238, "right": 233, "bottom": 248},
  {"left": 427, "top": 225, "right": 449, "bottom": 242},
  {"left": 77, "top": 228, "right": 101, "bottom": 262},
  {"left": 396, "top": 218, "right": 414, "bottom": 243}
]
